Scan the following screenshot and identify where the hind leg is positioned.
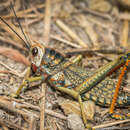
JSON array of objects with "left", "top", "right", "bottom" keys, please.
[{"left": 109, "top": 60, "right": 130, "bottom": 119}]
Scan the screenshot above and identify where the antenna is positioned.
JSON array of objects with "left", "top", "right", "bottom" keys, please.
[
  {"left": 10, "top": 2, "right": 31, "bottom": 49},
  {"left": 0, "top": 3, "right": 30, "bottom": 49},
  {"left": 0, "top": 17, "right": 30, "bottom": 49}
]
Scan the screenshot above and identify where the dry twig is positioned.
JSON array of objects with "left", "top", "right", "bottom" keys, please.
[
  {"left": 0, "top": 118, "right": 28, "bottom": 130},
  {"left": 40, "top": 0, "right": 52, "bottom": 129},
  {"left": 121, "top": 19, "right": 129, "bottom": 48}
]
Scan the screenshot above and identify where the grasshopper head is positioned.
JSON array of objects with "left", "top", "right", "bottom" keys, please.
[{"left": 31, "top": 44, "right": 45, "bottom": 67}]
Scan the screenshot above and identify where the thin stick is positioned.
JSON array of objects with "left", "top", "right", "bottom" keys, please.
[
  {"left": 40, "top": 84, "right": 46, "bottom": 130},
  {"left": 40, "top": 0, "right": 52, "bottom": 129},
  {"left": 93, "top": 119, "right": 130, "bottom": 129}
]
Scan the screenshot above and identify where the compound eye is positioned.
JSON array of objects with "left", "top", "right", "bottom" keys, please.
[{"left": 32, "top": 47, "right": 38, "bottom": 56}]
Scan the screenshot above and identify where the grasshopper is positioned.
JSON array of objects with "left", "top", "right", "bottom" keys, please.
[{"left": 0, "top": 6, "right": 130, "bottom": 129}]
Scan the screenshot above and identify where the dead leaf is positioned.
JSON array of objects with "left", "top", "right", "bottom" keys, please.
[{"left": 60, "top": 100, "right": 96, "bottom": 120}]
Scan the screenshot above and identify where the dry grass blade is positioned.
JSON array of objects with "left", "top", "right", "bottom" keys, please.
[
  {"left": 56, "top": 19, "right": 88, "bottom": 48},
  {"left": 50, "top": 34, "right": 81, "bottom": 48},
  {"left": 77, "top": 15, "right": 99, "bottom": 48}
]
